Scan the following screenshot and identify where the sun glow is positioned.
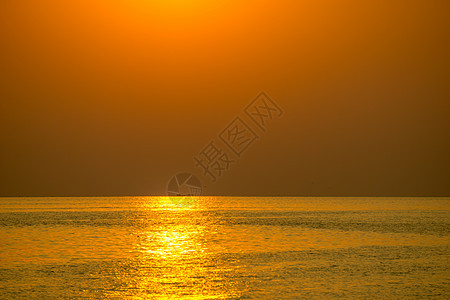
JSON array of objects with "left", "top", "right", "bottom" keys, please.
[
  {"left": 150, "top": 0, "right": 219, "bottom": 11},
  {"left": 112, "top": 0, "right": 236, "bottom": 23}
]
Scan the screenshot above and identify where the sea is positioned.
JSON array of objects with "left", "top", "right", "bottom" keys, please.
[{"left": 0, "top": 197, "right": 448, "bottom": 299}]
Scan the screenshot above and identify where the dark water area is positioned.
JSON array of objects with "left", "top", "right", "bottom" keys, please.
[{"left": 0, "top": 197, "right": 448, "bottom": 299}]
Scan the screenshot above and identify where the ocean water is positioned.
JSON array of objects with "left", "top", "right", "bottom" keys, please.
[{"left": 0, "top": 197, "right": 448, "bottom": 299}]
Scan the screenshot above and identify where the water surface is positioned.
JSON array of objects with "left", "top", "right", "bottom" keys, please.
[{"left": 0, "top": 197, "right": 448, "bottom": 298}]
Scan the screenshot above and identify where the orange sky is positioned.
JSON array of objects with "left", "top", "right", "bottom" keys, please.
[{"left": 1, "top": 0, "right": 449, "bottom": 196}]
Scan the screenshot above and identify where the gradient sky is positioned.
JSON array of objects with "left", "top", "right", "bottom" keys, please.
[{"left": 1, "top": 0, "right": 449, "bottom": 196}]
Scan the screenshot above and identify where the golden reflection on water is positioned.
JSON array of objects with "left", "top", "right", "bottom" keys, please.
[
  {"left": 144, "top": 225, "right": 204, "bottom": 259},
  {"left": 139, "top": 196, "right": 203, "bottom": 210},
  {"left": 117, "top": 196, "right": 240, "bottom": 299}
]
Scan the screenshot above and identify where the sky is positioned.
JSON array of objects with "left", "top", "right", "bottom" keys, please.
[{"left": 1, "top": 0, "right": 449, "bottom": 196}]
